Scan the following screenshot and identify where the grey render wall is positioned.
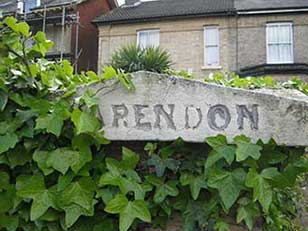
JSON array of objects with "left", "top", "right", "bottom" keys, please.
[{"left": 237, "top": 13, "right": 308, "bottom": 70}]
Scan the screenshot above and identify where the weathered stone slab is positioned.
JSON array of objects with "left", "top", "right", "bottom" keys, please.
[{"left": 83, "top": 72, "right": 308, "bottom": 146}]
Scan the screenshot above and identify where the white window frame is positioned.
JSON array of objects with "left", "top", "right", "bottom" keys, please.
[
  {"left": 266, "top": 22, "right": 294, "bottom": 64},
  {"left": 203, "top": 26, "right": 220, "bottom": 68},
  {"left": 137, "top": 29, "right": 160, "bottom": 49}
]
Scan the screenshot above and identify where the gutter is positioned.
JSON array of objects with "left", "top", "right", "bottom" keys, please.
[{"left": 238, "top": 8, "right": 308, "bottom": 15}]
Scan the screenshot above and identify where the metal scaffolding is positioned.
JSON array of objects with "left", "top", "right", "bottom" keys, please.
[{"left": 20, "top": 1, "right": 81, "bottom": 72}]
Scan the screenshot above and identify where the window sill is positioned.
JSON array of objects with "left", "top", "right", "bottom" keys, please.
[
  {"left": 266, "top": 61, "right": 294, "bottom": 65},
  {"left": 201, "top": 66, "right": 222, "bottom": 70}
]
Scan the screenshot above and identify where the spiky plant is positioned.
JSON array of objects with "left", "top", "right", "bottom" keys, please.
[
  {"left": 142, "top": 47, "right": 172, "bottom": 73},
  {"left": 110, "top": 44, "right": 172, "bottom": 73}
]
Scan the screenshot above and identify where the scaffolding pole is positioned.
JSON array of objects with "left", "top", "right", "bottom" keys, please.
[
  {"left": 42, "top": 5, "right": 47, "bottom": 33},
  {"left": 74, "top": 11, "right": 80, "bottom": 73},
  {"left": 60, "top": 6, "right": 66, "bottom": 60}
]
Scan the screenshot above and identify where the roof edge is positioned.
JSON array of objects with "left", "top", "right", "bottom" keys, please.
[{"left": 93, "top": 10, "right": 236, "bottom": 25}]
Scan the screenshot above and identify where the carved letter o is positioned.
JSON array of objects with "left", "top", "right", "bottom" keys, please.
[{"left": 207, "top": 104, "right": 231, "bottom": 131}]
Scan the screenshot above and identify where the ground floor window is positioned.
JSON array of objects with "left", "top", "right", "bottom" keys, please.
[
  {"left": 204, "top": 26, "right": 220, "bottom": 67},
  {"left": 137, "top": 29, "right": 160, "bottom": 49},
  {"left": 266, "top": 22, "right": 294, "bottom": 64}
]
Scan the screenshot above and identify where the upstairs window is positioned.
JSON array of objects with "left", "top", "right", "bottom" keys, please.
[
  {"left": 137, "top": 30, "right": 160, "bottom": 49},
  {"left": 266, "top": 22, "right": 294, "bottom": 64},
  {"left": 204, "top": 26, "right": 220, "bottom": 67},
  {"left": 24, "top": 0, "right": 41, "bottom": 13}
]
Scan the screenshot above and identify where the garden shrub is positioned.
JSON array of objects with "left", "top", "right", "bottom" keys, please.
[
  {"left": 204, "top": 72, "right": 308, "bottom": 95},
  {"left": 110, "top": 45, "right": 172, "bottom": 73},
  {"left": 0, "top": 17, "right": 307, "bottom": 231}
]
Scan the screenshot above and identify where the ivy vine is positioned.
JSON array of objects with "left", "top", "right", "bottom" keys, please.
[{"left": 0, "top": 17, "right": 307, "bottom": 231}]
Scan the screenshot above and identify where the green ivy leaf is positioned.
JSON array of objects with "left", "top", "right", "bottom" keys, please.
[
  {"left": 46, "top": 148, "right": 80, "bottom": 175},
  {"left": 103, "top": 66, "right": 117, "bottom": 80},
  {"left": 35, "top": 114, "right": 63, "bottom": 137},
  {"left": 0, "top": 133, "right": 18, "bottom": 154},
  {"left": 236, "top": 198, "right": 260, "bottom": 230},
  {"left": 234, "top": 135, "right": 262, "bottom": 162},
  {"left": 0, "top": 186, "right": 15, "bottom": 213},
  {"left": 71, "top": 134, "right": 93, "bottom": 173},
  {"left": 71, "top": 108, "right": 101, "bottom": 135},
  {"left": 180, "top": 172, "right": 207, "bottom": 200},
  {"left": 16, "top": 22, "right": 30, "bottom": 37},
  {"left": 16, "top": 174, "right": 57, "bottom": 221},
  {"left": 57, "top": 171, "right": 75, "bottom": 192},
  {"left": 122, "top": 147, "right": 139, "bottom": 170},
  {"left": 6, "top": 145, "right": 32, "bottom": 168},
  {"left": 144, "top": 142, "right": 158, "bottom": 155},
  {"left": 205, "top": 135, "right": 236, "bottom": 171},
  {"left": 100, "top": 170, "right": 145, "bottom": 200},
  {"left": 81, "top": 89, "right": 99, "bottom": 108},
  {"left": 245, "top": 168, "right": 278, "bottom": 213},
  {"left": 35, "top": 101, "right": 71, "bottom": 137},
  {"left": 105, "top": 194, "right": 151, "bottom": 231},
  {"left": 0, "top": 213, "right": 19, "bottom": 231},
  {"left": 96, "top": 188, "right": 117, "bottom": 205},
  {"left": 0, "top": 172, "right": 10, "bottom": 190},
  {"left": 30, "top": 188, "right": 57, "bottom": 221},
  {"left": 105, "top": 194, "right": 128, "bottom": 214},
  {"left": 145, "top": 176, "right": 179, "bottom": 204},
  {"left": 33, "top": 150, "right": 54, "bottom": 176},
  {"left": 147, "top": 155, "right": 179, "bottom": 177},
  {"left": 214, "top": 220, "right": 230, "bottom": 231},
  {"left": 59, "top": 177, "right": 96, "bottom": 212},
  {"left": 63, "top": 201, "right": 95, "bottom": 228},
  {"left": 16, "top": 174, "right": 45, "bottom": 198},
  {"left": 207, "top": 168, "right": 246, "bottom": 210},
  {"left": 182, "top": 199, "right": 213, "bottom": 231}
]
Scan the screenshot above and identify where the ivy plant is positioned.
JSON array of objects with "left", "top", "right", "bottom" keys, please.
[{"left": 0, "top": 17, "right": 307, "bottom": 231}]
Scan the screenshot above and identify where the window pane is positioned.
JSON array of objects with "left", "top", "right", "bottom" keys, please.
[
  {"left": 204, "top": 27, "right": 219, "bottom": 66},
  {"left": 148, "top": 31, "right": 159, "bottom": 47},
  {"left": 279, "top": 44, "right": 292, "bottom": 62},
  {"left": 206, "top": 46, "right": 219, "bottom": 66},
  {"left": 138, "top": 30, "right": 159, "bottom": 48},
  {"left": 267, "top": 23, "right": 293, "bottom": 63},
  {"left": 280, "top": 25, "right": 291, "bottom": 43},
  {"left": 138, "top": 32, "right": 147, "bottom": 49},
  {"left": 268, "top": 44, "right": 279, "bottom": 63},
  {"left": 267, "top": 26, "right": 275, "bottom": 43},
  {"left": 205, "top": 27, "right": 218, "bottom": 46}
]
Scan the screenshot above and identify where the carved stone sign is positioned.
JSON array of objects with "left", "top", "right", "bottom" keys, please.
[{"left": 84, "top": 72, "right": 308, "bottom": 146}]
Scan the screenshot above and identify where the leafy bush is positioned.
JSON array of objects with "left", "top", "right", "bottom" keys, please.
[
  {"left": 0, "top": 17, "right": 307, "bottom": 231},
  {"left": 204, "top": 73, "right": 308, "bottom": 95},
  {"left": 110, "top": 45, "right": 172, "bottom": 73}
]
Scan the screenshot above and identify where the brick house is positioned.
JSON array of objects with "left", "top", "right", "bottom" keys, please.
[
  {"left": 94, "top": 0, "right": 308, "bottom": 80},
  {"left": 0, "top": 0, "right": 117, "bottom": 72}
]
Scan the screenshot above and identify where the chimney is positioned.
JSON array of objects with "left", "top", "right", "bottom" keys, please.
[{"left": 124, "top": 0, "right": 140, "bottom": 6}]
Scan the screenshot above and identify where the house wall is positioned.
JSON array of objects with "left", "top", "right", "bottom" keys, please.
[
  {"left": 98, "top": 16, "right": 237, "bottom": 77},
  {"left": 73, "top": 0, "right": 114, "bottom": 72},
  {"left": 97, "top": 13, "right": 308, "bottom": 80},
  {"left": 237, "top": 13, "right": 308, "bottom": 70}
]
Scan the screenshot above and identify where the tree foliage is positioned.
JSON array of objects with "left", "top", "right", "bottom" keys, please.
[{"left": 0, "top": 17, "right": 307, "bottom": 231}]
